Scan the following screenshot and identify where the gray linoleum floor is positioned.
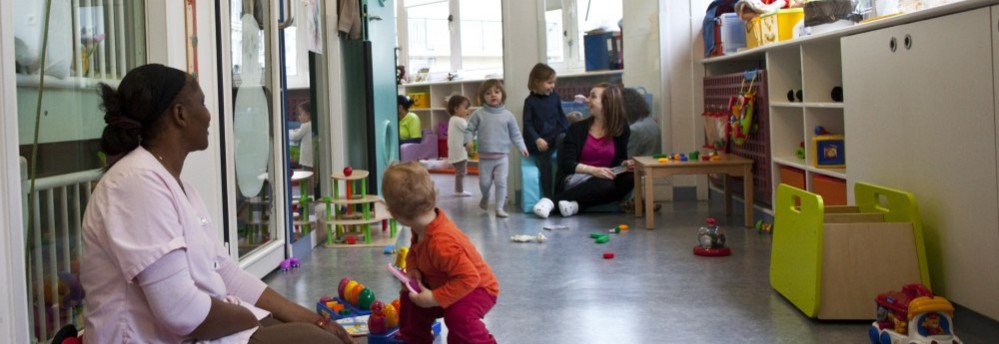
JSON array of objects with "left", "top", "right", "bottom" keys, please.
[{"left": 264, "top": 173, "right": 999, "bottom": 343}]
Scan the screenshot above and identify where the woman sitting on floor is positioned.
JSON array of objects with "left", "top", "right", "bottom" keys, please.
[{"left": 532, "top": 83, "right": 636, "bottom": 218}]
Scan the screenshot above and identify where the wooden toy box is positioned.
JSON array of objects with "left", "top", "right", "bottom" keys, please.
[{"left": 770, "top": 182, "right": 931, "bottom": 320}]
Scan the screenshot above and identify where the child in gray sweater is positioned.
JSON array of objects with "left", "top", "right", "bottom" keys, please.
[{"left": 465, "top": 79, "right": 529, "bottom": 218}]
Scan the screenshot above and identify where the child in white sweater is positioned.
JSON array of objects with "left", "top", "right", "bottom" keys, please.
[{"left": 446, "top": 95, "right": 472, "bottom": 197}]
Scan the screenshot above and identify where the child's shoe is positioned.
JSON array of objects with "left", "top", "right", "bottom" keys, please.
[
  {"left": 496, "top": 207, "right": 509, "bottom": 218},
  {"left": 479, "top": 197, "right": 489, "bottom": 210},
  {"left": 533, "top": 198, "right": 554, "bottom": 218},
  {"left": 455, "top": 191, "right": 472, "bottom": 197},
  {"left": 558, "top": 200, "right": 579, "bottom": 217}
]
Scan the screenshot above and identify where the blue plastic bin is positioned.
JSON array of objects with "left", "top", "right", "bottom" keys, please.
[{"left": 584, "top": 32, "right": 621, "bottom": 71}]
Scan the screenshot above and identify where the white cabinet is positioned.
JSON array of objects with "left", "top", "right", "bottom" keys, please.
[
  {"left": 843, "top": 7, "right": 999, "bottom": 316},
  {"left": 398, "top": 79, "right": 489, "bottom": 136}
]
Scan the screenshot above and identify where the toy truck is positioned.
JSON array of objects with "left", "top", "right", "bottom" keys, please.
[{"left": 869, "top": 283, "right": 962, "bottom": 344}]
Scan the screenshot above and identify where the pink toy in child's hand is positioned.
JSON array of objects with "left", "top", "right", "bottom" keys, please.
[{"left": 386, "top": 263, "right": 422, "bottom": 294}]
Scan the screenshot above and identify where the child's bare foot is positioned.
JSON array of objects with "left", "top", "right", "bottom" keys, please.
[
  {"left": 479, "top": 197, "right": 489, "bottom": 210},
  {"left": 496, "top": 207, "right": 509, "bottom": 218}
]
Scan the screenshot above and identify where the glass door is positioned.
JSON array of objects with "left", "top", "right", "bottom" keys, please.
[
  {"left": 224, "top": 0, "right": 286, "bottom": 275},
  {"left": 10, "top": 0, "right": 146, "bottom": 341}
]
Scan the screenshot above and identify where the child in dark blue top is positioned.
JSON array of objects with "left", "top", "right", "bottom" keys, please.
[{"left": 523, "top": 63, "right": 570, "bottom": 199}]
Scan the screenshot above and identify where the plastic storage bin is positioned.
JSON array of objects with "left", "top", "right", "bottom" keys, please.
[
  {"left": 408, "top": 92, "right": 429, "bottom": 109},
  {"left": 719, "top": 13, "right": 747, "bottom": 54},
  {"left": 778, "top": 165, "right": 806, "bottom": 190},
  {"left": 761, "top": 8, "right": 805, "bottom": 45},
  {"left": 811, "top": 174, "right": 846, "bottom": 206}
]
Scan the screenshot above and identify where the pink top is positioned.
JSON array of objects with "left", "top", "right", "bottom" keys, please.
[
  {"left": 81, "top": 147, "right": 268, "bottom": 343},
  {"left": 579, "top": 133, "right": 615, "bottom": 168}
]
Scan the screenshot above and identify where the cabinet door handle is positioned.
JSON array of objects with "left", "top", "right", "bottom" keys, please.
[
  {"left": 889, "top": 37, "right": 897, "bottom": 52},
  {"left": 904, "top": 34, "right": 912, "bottom": 50}
]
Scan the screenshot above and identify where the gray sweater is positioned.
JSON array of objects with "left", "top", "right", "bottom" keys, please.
[
  {"left": 464, "top": 104, "right": 528, "bottom": 155},
  {"left": 628, "top": 116, "right": 661, "bottom": 157}
]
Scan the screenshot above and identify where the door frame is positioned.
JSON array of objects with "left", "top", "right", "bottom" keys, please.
[
  {"left": 0, "top": 0, "right": 30, "bottom": 340},
  {"left": 217, "top": 0, "right": 287, "bottom": 277}
]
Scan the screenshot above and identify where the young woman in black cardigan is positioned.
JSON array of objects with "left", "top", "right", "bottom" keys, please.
[{"left": 533, "top": 83, "right": 636, "bottom": 218}]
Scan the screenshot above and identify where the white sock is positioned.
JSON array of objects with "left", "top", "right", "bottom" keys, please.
[
  {"left": 533, "top": 198, "right": 554, "bottom": 219},
  {"left": 558, "top": 200, "right": 579, "bottom": 217}
]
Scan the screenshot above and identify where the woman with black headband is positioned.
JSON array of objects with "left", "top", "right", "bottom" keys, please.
[{"left": 80, "top": 64, "right": 354, "bottom": 343}]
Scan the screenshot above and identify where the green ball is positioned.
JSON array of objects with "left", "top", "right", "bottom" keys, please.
[{"left": 358, "top": 288, "right": 376, "bottom": 310}]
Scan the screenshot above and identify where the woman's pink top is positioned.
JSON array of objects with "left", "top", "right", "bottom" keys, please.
[
  {"left": 579, "top": 133, "right": 615, "bottom": 168},
  {"left": 81, "top": 147, "right": 268, "bottom": 343}
]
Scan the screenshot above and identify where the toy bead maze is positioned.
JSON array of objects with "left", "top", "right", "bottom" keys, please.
[{"left": 323, "top": 168, "right": 399, "bottom": 247}]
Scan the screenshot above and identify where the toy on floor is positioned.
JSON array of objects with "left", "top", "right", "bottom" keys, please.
[
  {"left": 542, "top": 224, "right": 569, "bottom": 230},
  {"left": 335, "top": 277, "right": 377, "bottom": 310},
  {"left": 590, "top": 232, "right": 610, "bottom": 244},
  {"left": 869, "top": 283, "right": 962, "bottom": 344},
  {"left": 602, "top": 252, "right": 615, "bottom": 259},
  {"left": 279, "top": 256, "right": 301, "bottom": 271},
  {"left": 755, "top": 219, "right": 773, "bottom": 233},
  {"left": 608, "top": 224, "right": 630, "bottom": 233},
  {"left": 694, "top": 218, "right": 731, "bottom": 256},
  {"left": 510, "top": 232, "right": 547, "bottom": 243}
]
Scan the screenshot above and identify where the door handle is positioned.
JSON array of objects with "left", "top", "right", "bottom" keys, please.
[
  {"left": 278, "top": 0, "right": 295, "bottom": 29},
  {"left": 369, "top": 15, "right": 383, "bottom": 22}
]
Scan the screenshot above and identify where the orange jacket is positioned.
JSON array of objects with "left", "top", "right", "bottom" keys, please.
[{"left": 406, "top": 209, "right": 500, "bottom": 308}]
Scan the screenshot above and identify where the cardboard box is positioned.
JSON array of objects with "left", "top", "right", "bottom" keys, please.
[
  {"left": 813, "top": 135, "right": 845, "bottom": 168},
  {"left": 761, "top": 8, "right": 804, "bottom": 45}
]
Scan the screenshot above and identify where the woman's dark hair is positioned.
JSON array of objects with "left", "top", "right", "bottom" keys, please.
[
  {"left": 622, "top": 87, "right": 650, "bottom": 124},
  {"left": 446, "top": 95, "right": 470, "bottom": 115},
  {"left": 397, "top": 95, "right": 415, "bottom": 111},
  {"left": 98, "top": 64, "right": 188, "bottom": 161}
]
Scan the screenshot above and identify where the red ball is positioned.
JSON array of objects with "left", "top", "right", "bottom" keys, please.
[
  {"left": 371, "top": 300, "right": 384, "bottom": 315},
  {"left": 346, "top": 235, "right": 357, "bottom": 245},
  {"left": 603, "top": 252, "right": 615, "bottom": 259},
  {"left": 343, "top": 166, "right": 353, "bottom": 176}
]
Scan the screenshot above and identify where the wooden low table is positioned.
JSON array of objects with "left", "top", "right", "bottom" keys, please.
[{"left": 633, "top": 155, "right": 754, "bottom": 229}]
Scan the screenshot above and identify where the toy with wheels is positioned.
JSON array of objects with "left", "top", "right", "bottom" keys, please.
[
  {"left": 693, "top": 218, "right": 731, "bottom": 256},
  {"left": 869, "top": 283, "right": 962, "bottom": 344}
]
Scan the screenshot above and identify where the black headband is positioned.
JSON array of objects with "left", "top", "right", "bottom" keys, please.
[{"left": 140, "top": 64, "right": 188, "bottom": 121}]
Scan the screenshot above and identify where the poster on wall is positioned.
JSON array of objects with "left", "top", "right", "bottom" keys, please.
[
  {"left": 185, "top": 0, "right": 199, "bottom": 80},
  {"left": 306, "top": 0, "right": 323, "bottom": 54}
]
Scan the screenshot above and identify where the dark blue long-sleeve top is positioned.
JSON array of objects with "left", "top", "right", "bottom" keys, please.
[{"left": 523, "top": 91, "right": 570, "bottom": 154}]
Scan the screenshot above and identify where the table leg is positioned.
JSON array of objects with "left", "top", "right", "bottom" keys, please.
[
  {"left": 743, "top": 166, "right": 754, "bottom": 227},
  {"left": 644, "top": 167, "right": 655, "bottom": 229},
  {"left": 725, "top": 174, "right": 733, "bottom": 216},
  {"left": 635, "top": 167, "right": 643, "bottom": 218}
]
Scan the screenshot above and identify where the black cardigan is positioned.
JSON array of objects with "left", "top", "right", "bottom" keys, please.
[{"left": 556, "top": 120, "right": 630, "bottom": 192}]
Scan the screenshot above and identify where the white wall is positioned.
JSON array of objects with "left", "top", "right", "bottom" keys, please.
[
  {"left": 0, "top": 0, "right": 30, "bottom": 340},
  {"left": 502, "top": 0, "right": 545, "bottom": 204},
  {"left": 146, "top": 0, "right": 226, "bottom": 239}
]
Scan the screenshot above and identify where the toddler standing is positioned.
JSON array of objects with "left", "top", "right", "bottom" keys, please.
[
  {"left": 464, "top": 79, "right": 529, "bottom": 218},
  {"left": 523, "top": 63, "right": 569, "bottom": 198},
  {"left": 381, "top": 162, "right": 499, "bottom": 344},
  {"left": 446, "top": 95, "right": 473, "bottom": 197}
]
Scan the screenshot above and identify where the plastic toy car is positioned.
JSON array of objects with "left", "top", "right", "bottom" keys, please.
[{"left": 869, "top": 283, "right": 962, "bottom": 344}]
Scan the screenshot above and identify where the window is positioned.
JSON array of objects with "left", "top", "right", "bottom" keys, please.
[
  {"left": 401, "top": 0, "right": 502, "bottom": 82},
  {"left": 545, "top": 0, "right": 622, "bottom": 72},
  {"left": 13, "top": 0, "right": 146, "bottom": 341}
]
